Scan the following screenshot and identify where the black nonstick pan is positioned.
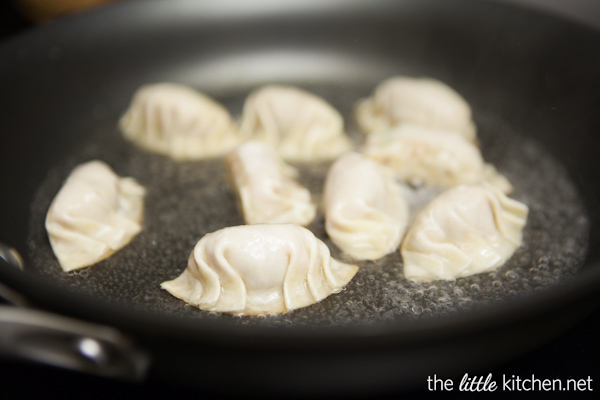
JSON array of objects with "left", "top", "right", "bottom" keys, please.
[{"left": 1, "top": 0, "right": 600, "bottom": 396}]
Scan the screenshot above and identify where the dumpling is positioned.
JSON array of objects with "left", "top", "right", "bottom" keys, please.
[
  {"left": 45, "top": 160, "right": 146, "bottom": 272},
  {"left": 355, "top": 76, "right": 476, "bottom": 141},
  {"left": 401, "top": 184, "right": 528, "bottom": 281},
  {"left": 119, "top": 83, "right": 239, "bottom": 160},
  {"left": 238, "top": 85, "right": 353, "bottom": 162},
  {"left": 362, "top": 123, "right": 512, "bottom": 192},
  {"left": 322, "top": 152, "right": 409, "bottom": 260},
  {"left": 161, "top": 224, "right": 359, "bottom": 315},
  {"left": 226, "top": 141, "right": 316, "bottom": 226}
]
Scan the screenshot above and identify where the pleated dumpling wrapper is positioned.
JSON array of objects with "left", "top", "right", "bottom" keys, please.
[
  {"left": 226, "top": 141, "right": 316, "bottom": 226},
  {"left": 238, "top": 85, "right": 353, "bottom": 162},
  {"left": 362, "top": 123, "right": 512, "bottom": 193},
  {"left": 45, "top": 161, "right": 146, "bottom": 272},
  {"left": 401, "top": 184, "right": 528, "bottom": 281},
  {"left": 355, "top": 76, "right": 476, "bottom": 141},
  {"left": 119, "top": 83, "right": 239, "bottom": 160},
  {"left": 161, "top": 224, "right": 359, "bottom": 315},
  {"left": 323, "top": 152, "right": 409, "bottom": 260}
]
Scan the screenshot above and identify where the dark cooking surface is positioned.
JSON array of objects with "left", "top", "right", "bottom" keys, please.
[{"left": 27, "top": 89, "right": 588, "bottom": 326}]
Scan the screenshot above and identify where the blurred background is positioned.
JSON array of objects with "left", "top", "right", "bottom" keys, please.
[
  {"left": 1, "top": 0, "right": 600, "bottom": 34},
  {"left": 0, "top": 0, "right": 598, "bottom": 399}
]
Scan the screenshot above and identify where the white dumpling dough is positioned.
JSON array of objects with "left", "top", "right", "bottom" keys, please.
[
  {"left": 355, "top": 76, "right": 476, "bottom": 141},
  {"left": 120, "top": 83, "right": 239, "bottom": 160},
  {"left": 45, "top": 161, "right": 146, "bottom": 272},
  {"left": 161, "top": 224, "right": 359, "bottom": 315},
  {"left": 238, "top": 85, "right": 353, "bottom": 162},
  {"left": 362, "top": 123, "right": 512, "bottom": 192},
  {"left": 226, "top": 141, "right": 316, "bottom": 226},
  {"left": 401, "top": 184, "right": 528, "bottom": 281},
  {"left": 323, "top": 152, "right": 409, "bottom": 260}
]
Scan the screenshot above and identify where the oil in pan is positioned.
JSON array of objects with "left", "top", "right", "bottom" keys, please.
[{"left": 26, "top": 85, "right": 589, "bottom": 327}]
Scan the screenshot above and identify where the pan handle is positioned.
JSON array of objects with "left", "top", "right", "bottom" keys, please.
[
  {"left": 0, "top": 306, "right": 150, "bottom": 381},
  {"left": 0, "top": 244, "right": 150, "bottom": 381}
]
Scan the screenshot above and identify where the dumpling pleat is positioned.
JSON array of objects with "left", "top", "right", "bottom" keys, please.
[
  {"left": 304, "top": 233, "right": 332, "bottom": 303},
  {"left": 226, "top": 141, "right": 316, "bottom": 226},
  {"left": 322, "top": 152, "right": 409, "bottom": 260},
  {"left": 328, "top": 201, "right": 404, "bottom": 260},
  {"left": 204, "top": 238, "right": 247, "bottom": 312},
  {"left": 46, "top": 224, "right": 112, "bottom": 271},
  {"left": 45, "top": 161, "right": 145, "bottom": 271},
  {"left": 120, "top": 83, "right": 239, "bottom": 160},
  {"left": 163, "top": 225, "right": 358, "bottom": 315},
  {"left": 283, "top": 235, "right": 317, "bottom": 311},
  {"left": 402, "top": 184, "right": 528, "bottom": 281},
  {"left": 160, "top": 267, "right": 211, "bottom": 308},
  {"left": 327, "top": 257, "right": 361, "bottom": 289},
  {"left": 238, "top": 85, "right": 352, "bottom": 162},
  {"left": 160, "top": 249, "right": 221, "bottom": 309},
  {"left": 494, "top": 192, "right": 528, "bottom": 245},
  {"left": 355, "top": 76, "right": 476, "bottom": 141}
]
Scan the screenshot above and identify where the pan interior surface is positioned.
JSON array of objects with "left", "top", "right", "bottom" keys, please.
[
  {"left": 1, "top": 0, "right": 599, "bottom": 332},
  {"left": 26, "top": 82, "right": 588, "bottom": 327}
]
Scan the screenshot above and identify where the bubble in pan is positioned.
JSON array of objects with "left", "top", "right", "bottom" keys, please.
[{"left": 27, "top": 85, "right": 589, "bottom": 328}]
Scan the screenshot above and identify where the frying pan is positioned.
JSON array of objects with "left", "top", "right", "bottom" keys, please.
[{"left": 1, "top": 0, "right": 600, "bottom": 396}]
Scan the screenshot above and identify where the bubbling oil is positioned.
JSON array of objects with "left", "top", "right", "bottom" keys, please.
[{"left": 27, "top": 86, "right": 588, "bottom": 328}]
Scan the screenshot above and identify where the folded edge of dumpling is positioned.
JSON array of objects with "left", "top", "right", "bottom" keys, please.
[
  {"left": 225, "top": 141, "right": 316, "bottom": 226},
  {"left": 120, "top": 82, "right": 240, "bottom": 160},
  {"left": 283, "top": 226, "right": 359, "bottom": 311},
  {"left": 160, "top": 234, "right": 245, "bottom": 312},
  {"left": 161, "top": 224, "right": 358, "bottom": 315},
  {"left": 361, "top": 123, "right": 513, "bottom": 193},
  {"left": 45, "top": 160, "right": 146, "bottom": 272},
  {"left": 361, "top": 124, "right": 484, "bottom": 187},
  {"left": 238, "top": 85, "right": 353, "bottom": 162},
  {"left": 323, "top": 152, "right": 409, "bottom": 261},
  {"left": 355, "top": 76, "right": 476, "bottom": 142},
  {"left": 401, "top": 184, "right": 528, "bottom": 281}
]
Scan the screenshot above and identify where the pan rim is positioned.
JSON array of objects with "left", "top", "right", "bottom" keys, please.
[{"left": 1, "top": 258, "right": 599, "bottom": 346}]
